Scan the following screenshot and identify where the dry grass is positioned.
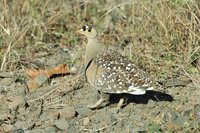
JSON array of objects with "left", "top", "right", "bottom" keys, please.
[
  {"left": 0, "top": 0, "right": 199, "bottom": 78},
  {"left": 0, "top": 0, "right": 199, "bottom": 132}
]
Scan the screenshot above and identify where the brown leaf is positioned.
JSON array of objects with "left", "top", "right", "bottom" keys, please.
[
  {"left": 27, "top": 64, "right": 69, "bottom": 79},
  {"left": 26, "top": 64, "right": 70, "bottom": 91},
  {"left": 46, "top": 64, "right": 69, "bottom": 77}
]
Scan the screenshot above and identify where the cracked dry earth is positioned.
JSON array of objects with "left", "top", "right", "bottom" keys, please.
[{"left": 0, "top": 46, "right": 200, "bottom": 133}]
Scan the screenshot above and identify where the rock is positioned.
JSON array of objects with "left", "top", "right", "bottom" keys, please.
[
  {"left": 27, "top": 74, "right": 49, "bottom": 91},
  {"left": 160, "top": 76, "right": 191, "bottom": 87},
  {"left": 0, "top": 78, "right": 13, "bottom": 86},
  {"left": 59, "top": 106, "right": 76, "bottom": 120},
  {"left": 173, "top": 116, "right": 187, "bottom": 127},
  {"left": 1, "top": 124, "right": 13, "bottom": 133},
  {"left": 54, "top": 118, "right": 70, "bottom": 130},
  {"left": 25, "top": 129, "right": 45, "bottom": 133},
  {"left": 75, "top": 106, "right": 91, "bottom": 117},
  {"left": 45, "top": 126, "right": 58, "bottom": 133},
  {"left": 0, "top": 72, "right": 14, "bottom": 78},
  {"left": 34, "top": 74, "right": 49, "bottom": 87},
  {"left": 82, "top": 117, "right": 90, "bottom": 126},
  {"left": 13, "top": 128, "right": 24, "bottom": 133},
  {"left": 14, "top": 121, "right": 25, "bottom": 129},
  {"left": 194, "top": 104, "right": 200, "bottom": 124},
  {"left": 67, "top": 126, "right": 78, "bottom": 133},
  {"left": 7, "top": 96, "right": 23, "bottom": 110},
  {"left": 94, "top": 112, "right": 117, "bottom": 126},
  {"left": 147, "top": 99, "right": 156, "bottom": 107},
  {"left": 182, "top": 108, "right": 193, "bottom": 116},
  {"left": 162, "top": 112, "right": 178, "bottom": 122},
  {"left": 50, "top": 111, "right": 60, "bottom": 120}
]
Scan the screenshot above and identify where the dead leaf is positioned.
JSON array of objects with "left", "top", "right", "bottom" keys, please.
[
  {"left": 27, "top": 64, "right": 69, "bottom": 79},
  {"left": 47, "top": 64, "right": 69, "bottom": 76},
  {"left": 26, "top": 64, "right": 70, "bottom": 91}
]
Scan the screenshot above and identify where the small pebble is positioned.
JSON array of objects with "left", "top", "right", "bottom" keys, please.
[
  {"left": 182, "top": 108, "right": 193, "bottom": 116},
  {"left": 147, "top": 99, "right": 156, "bottom": 107},
  {"left": 173, "top": 116, "right": 187, "bottom": 127},
  {"left": 7, "top": 96, "right": 23, "bottom": 110},
  {"left": 75, "top": 106, "right": 91, "bottom": 117},
  {"left": 194, "top": 104, "right": 200, "bottom": 124},
  {"left": 45, "top": 126, "right": 57, "bottom": 133},
  {"left": 1, "top": 124, "right": 13, "bottom": 133},
  {"left": 82, "top": 117, "right": 90, "bottom": 126},
  {"left": 54, "top": 118, "right": 69, "bottom": 130},
  {"left": 60, "top": 106, "right": 76, "bottom": 120}
]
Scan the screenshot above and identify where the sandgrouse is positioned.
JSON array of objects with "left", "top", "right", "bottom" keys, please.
[{"left": 76, "top": 24, "right": 154, "bottom": 109}]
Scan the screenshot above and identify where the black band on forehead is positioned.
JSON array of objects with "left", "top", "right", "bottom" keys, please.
[{"left": 82, "top": 25, "right": 86, "bottom": 31}]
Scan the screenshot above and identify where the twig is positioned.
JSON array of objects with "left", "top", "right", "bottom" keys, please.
[
  {"left": 82, "top": 121, "right": 117, "bottom": 132},
  {"left": 189, "top": 46, "right": 200, "bottom": 58},
  {"left": 1, "top": 42, "right": 12, "bottom": 71},
  {"left": 177, "top": 17, "right": 200, "bottom": 39},
  {"left": 45, "top": 99, "right": 63, "bottom": 107},
  {"left": 99, "top": 1, "right": 131, "bottom": 19},
  {"left": 181, "top": 65, "right": 198, "bottom": 84},
  {"left": 0, "top": 23, "right": 10, "bottom": 35},
  {"left": 27, "top": 73, "right": 83, "bottom": 103}
]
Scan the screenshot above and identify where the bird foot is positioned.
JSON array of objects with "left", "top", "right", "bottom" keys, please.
[{"left": 109, "top": 98, "right": 126, "bottom": 113}]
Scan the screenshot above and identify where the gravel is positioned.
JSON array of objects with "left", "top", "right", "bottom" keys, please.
[{"left": 0, "top": 48, "right": 199, "bottom": 132}]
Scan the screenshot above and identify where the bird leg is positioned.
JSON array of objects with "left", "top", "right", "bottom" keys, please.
[
  {"left": 87, "top": 92, "right": 109, "bottom": 109},
  {"left": 116, "top": 97, "right": 128, "bottom": 109}
]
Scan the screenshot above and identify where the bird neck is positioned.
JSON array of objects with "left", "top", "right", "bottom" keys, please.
[{"left": 85, "top": 37, "right": 102, "bottom": 65}]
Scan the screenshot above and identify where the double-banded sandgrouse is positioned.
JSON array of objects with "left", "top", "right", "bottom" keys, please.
[{"left": 76, "top": 24, "right": 154, "bottom": 109}]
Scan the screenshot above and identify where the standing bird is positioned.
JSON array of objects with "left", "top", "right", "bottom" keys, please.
[{"left": 76, "top": 24, "right": 154, "bottom": 109}]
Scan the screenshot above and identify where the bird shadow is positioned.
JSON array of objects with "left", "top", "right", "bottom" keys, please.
[{"left": 108, "top": 90, "right": 173, "bottom": 106}]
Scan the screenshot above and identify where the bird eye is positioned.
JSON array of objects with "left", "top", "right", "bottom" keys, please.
[{"left": 88, "top": 29, "right": 92, "bottom": 32}]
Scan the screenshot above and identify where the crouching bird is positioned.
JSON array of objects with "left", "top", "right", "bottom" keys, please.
[{"left": 76, "top": 24, "right": 154, "bottom": 109}]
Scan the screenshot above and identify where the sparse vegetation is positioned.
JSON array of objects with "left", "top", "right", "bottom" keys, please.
[{"left": 0, "top": 0, "right": 199, "bottom": 132}]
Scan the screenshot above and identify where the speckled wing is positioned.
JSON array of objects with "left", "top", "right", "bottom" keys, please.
[{"left": 94, "top": 51, "right": 154, "bottom": 95}]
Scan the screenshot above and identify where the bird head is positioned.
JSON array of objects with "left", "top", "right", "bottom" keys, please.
[{"left": 76, "top": 24, "right": 98, "bottom": 39}]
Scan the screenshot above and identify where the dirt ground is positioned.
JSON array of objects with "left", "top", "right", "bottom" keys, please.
[
  {"left": 0, "top": 45, "right": 199, "bottom": 133},
  {"left": 0, "top": 0, "right": 200, "bottom": 133}
]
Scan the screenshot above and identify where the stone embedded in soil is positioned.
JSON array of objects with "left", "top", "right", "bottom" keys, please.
[
  {"left": 59, "top": 106, "right": 76, "bottom": 120},
  {"left": 24, "top": 129, "right": 45, "bottom": 133},
  {"left": 182, "top": 108, "right": 193, "bottom": 116},
  {"left": 45, "top": 126, "right": 58, "bottom": 133},
  {"left": 50, "top": 111, "right": 60, "bottom": 120},
  {"left": 173, "top": 116, "right": 187, "bottom": 127},
  {"left": 0, "top": 78, "right": 13, "bottom": 86},
  {"left": 161, "top": 76, "right": 191, "bottom": 87},
  {"left": 67, "top": 126, "right": 78, "bottom": 133},
  {"left": 194, "top": 104, "right": 200, "bottom": 124},
  {"left": 115, "top": 119, "right": 124, "bottom": 129},
  {"left": 92, "top": 112, "right": 117, "bottom": 127},
  {"left": 0, "top": 124, "right": 13, "bottom": 133},
  {"left": 34, "top": 74, "right": 49, "bottom": 87},
  {"left": 0, "top": 72, "right": 14, "bottom": 78},
  {"left": 82, "top": 117, "right": 90, "bottom": 126},
  {"left": 75, "top": 106, "right": 91, "bottom": 117},
  {"left": 147, "top": 99, "right": 156, "bottom": 107},
  {"left": 162, "top": 112, "right": 178, "bottom": 122},
  {"left": 7, "top": 96, "right": 23, "bottom": 110},
  {"left": 14, "top": 120, "right": 25, "bottom": 129},
  {"left": 54, "top": 118, "right": 70, "bottom": 130}
]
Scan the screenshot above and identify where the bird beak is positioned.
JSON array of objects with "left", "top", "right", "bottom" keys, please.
[{"left": 75, "top": 30, "right": 81, "bottom": 34}]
